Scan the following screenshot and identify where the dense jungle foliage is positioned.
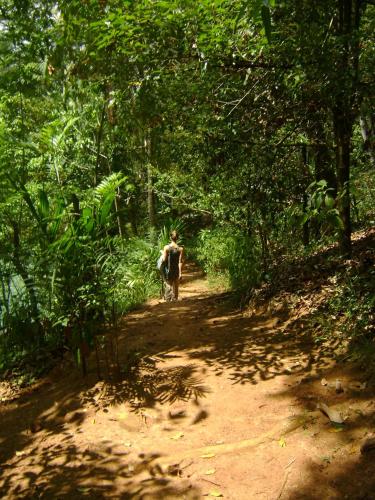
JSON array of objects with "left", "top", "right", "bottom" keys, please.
[{"left": 0, "top": 0, "right": 374, "bottom": 381}]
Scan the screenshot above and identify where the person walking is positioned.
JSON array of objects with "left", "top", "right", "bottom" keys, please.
[{"left": 162, "top": 230, "right": 184, "bottom": 301}]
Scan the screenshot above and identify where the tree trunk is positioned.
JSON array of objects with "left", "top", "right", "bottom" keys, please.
[
  {"left": 332, "top": 0, "right": 364, "bottom": 257},
  {"left": 315, "top": 143, "right": 337, "bottom": 194},
  {"left": 360, "top": 102, "right": 375, "bottom": 168},
  {"left": 94, "top": 102, "right": 106, "bottom": 187},
  {"left": 257, "top": 223, "right": 269, "bottom": 273},
  {"left": 114, "top": 188, "right": 125, "bottom": 237},
  {"left": 128, "top": 199, "right": 139, "bottom": 236},
  {"left": 144, "top": 135, "right": 157, "bottom": 234},
  {"left": 300, "top": 144, "right": 310, "bottom": 246},
  {"left": 71, "top": 193, "right": 81, "bottom": 220},
  {"left": 302, "top": 191, "right": 310, "bottom": 247},
  {"left": 147, "top": 163, "right": 156, "bottom": 230},
  {"left": 0, "top": 272, "right": 11, "bottom": 323},
  {"left": 334, "top": 110, "right": 352, "bottom": 256}
]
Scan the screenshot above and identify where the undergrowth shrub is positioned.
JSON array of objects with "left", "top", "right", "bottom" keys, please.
[
  {"left": 306, "top": 259, "right": 375, "bottom": 364},
  {"left": 329, "top": 268, "right": 375, "bottom": 354},
  {"left": 105, "top": 237, "right": 161, "bottom": 315},
  {"left": 352, "top": 170, "right": 375, "bottom": 227},
  {"left": 0, "top": 232, "right": 163, "bottom": 379},
  {"left": 196, "top": 226, "right": 261, "bottom": 290}
]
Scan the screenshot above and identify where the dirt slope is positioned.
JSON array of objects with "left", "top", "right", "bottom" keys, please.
[{"left": 1, "top": 262, "right": 374, "bottom": 499}]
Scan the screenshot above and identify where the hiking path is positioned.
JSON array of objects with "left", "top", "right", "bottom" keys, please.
[{"left": 1, "top": 262, "right": 374, "bottom": 499}]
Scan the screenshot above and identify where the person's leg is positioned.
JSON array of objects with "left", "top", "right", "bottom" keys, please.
[
  {"left": 165, "top": 280, "right": 172, "bottom": 301},
  {"left": 173, "top": 278, "right": 179, "bottom": 300}
]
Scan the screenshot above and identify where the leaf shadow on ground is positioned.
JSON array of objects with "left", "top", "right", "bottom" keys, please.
[
  {"left": 116, "top": 230, "right": 374, "bottom": 393},
  {"left": 0, "top": 371, "right": 202, "bottom": 498},
  {"left": 271, "top": 369, "right": 375, "bottom": 499},
  {"left": 106, "top": 231, "right": 374, "bottom": 498},
  {"left": 1, "top": 231, "right": 374, "bottom": 498},
  {"left": 286, "top": 453, "right": 375, "bottom": 499},
  {"left": 1, "top": 437, "right": 200, "bottom": 499}
]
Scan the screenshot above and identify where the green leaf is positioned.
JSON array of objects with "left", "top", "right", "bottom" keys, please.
[
  {"left": 38, "top": 190, "right": 49, "bottom": 219},
  {"left": 324, "top": 195, "right": 335, "bottom": 209},
  {"left": 81, "top": 207, "right": 95, "bottom": 234},
  {"left": 99, "top": 193, "right": 115, "bottom": 226},
  {"left": 261, "top": 5, "right": 272, "bottom": 43},
  {"left": 326, "top": 211, "right": 344, "bottom": 230},
  {"left": 234, "top": 3, "right": 248, "bottom": 30},
  {"left": 314, "top": 193, "right": 323, "bottom": 209},
  {"left": 299, "top": 213, "right": 310, "bottom": 226},
  {"left": 95, "top": 173, "right": 127, "bottom": 200},
  {"left": 49, "top": 199, "right": 65, "bottom": 240}
]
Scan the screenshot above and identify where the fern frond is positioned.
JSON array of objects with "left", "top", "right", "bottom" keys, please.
[{"left": 94, "top": 173, "right": 127, "bottom": 200}]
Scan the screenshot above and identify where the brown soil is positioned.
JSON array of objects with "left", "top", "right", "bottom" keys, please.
[{"left": 1, "top": 263, "right": 375, "bottom": 499}]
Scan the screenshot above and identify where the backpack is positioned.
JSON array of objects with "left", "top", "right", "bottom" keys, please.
[
  {"left": 165, "top": 245, "right": 180, "bottom": 281},
  {"left": 157, "top": 253, "right": 166, "bottom": 275},
  {"left": 157, "top": 245, "right": 180, "bottom": 280}
]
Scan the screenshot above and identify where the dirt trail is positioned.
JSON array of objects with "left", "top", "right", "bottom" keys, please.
[{"left": 1, "top": 263, "right": 374, "bottom": 499}]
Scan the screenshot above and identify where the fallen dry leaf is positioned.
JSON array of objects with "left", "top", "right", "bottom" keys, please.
[
  {"left": 169, "top": 408, "right": 186, "bottom": 419},
  {"left": 279, "top": 437, "right": 286, "bottom": 447},
  {"left": 317, "top": 402, "right": 344, "bottom": 424},
  {"left": 201, "top": 453, "right": 215, "bottom": 459},
  {"left": 208, "top": 490, "right": 223, "bottom": 497},
  {"left": 349, "top": 381, "right": 367, "bottom": 391},
  {"left": 170, "top": 432, "right": 184, "bottom": 440},
  {"left": 205, "top": 469, "right": 216, "bottom": 475},
  {"left": 328, "top": 426, "right": 344, "bottom": 433}
]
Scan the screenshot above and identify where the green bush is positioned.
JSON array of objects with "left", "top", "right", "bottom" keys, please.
[
  {"left": 308, "top": 263, "right": 375, "bottom": 363},
  {"left": 0, "top": 234, "right": 162, "bottom": 379},
  {"left": 196, "top": 226, "right": 261, "bottom": 290},
  {"left": 105, "top": 237, "right": 161, "bottom": 315},
  {"left": 330, "top": 271, "right": 375, "bottom": 344}
]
